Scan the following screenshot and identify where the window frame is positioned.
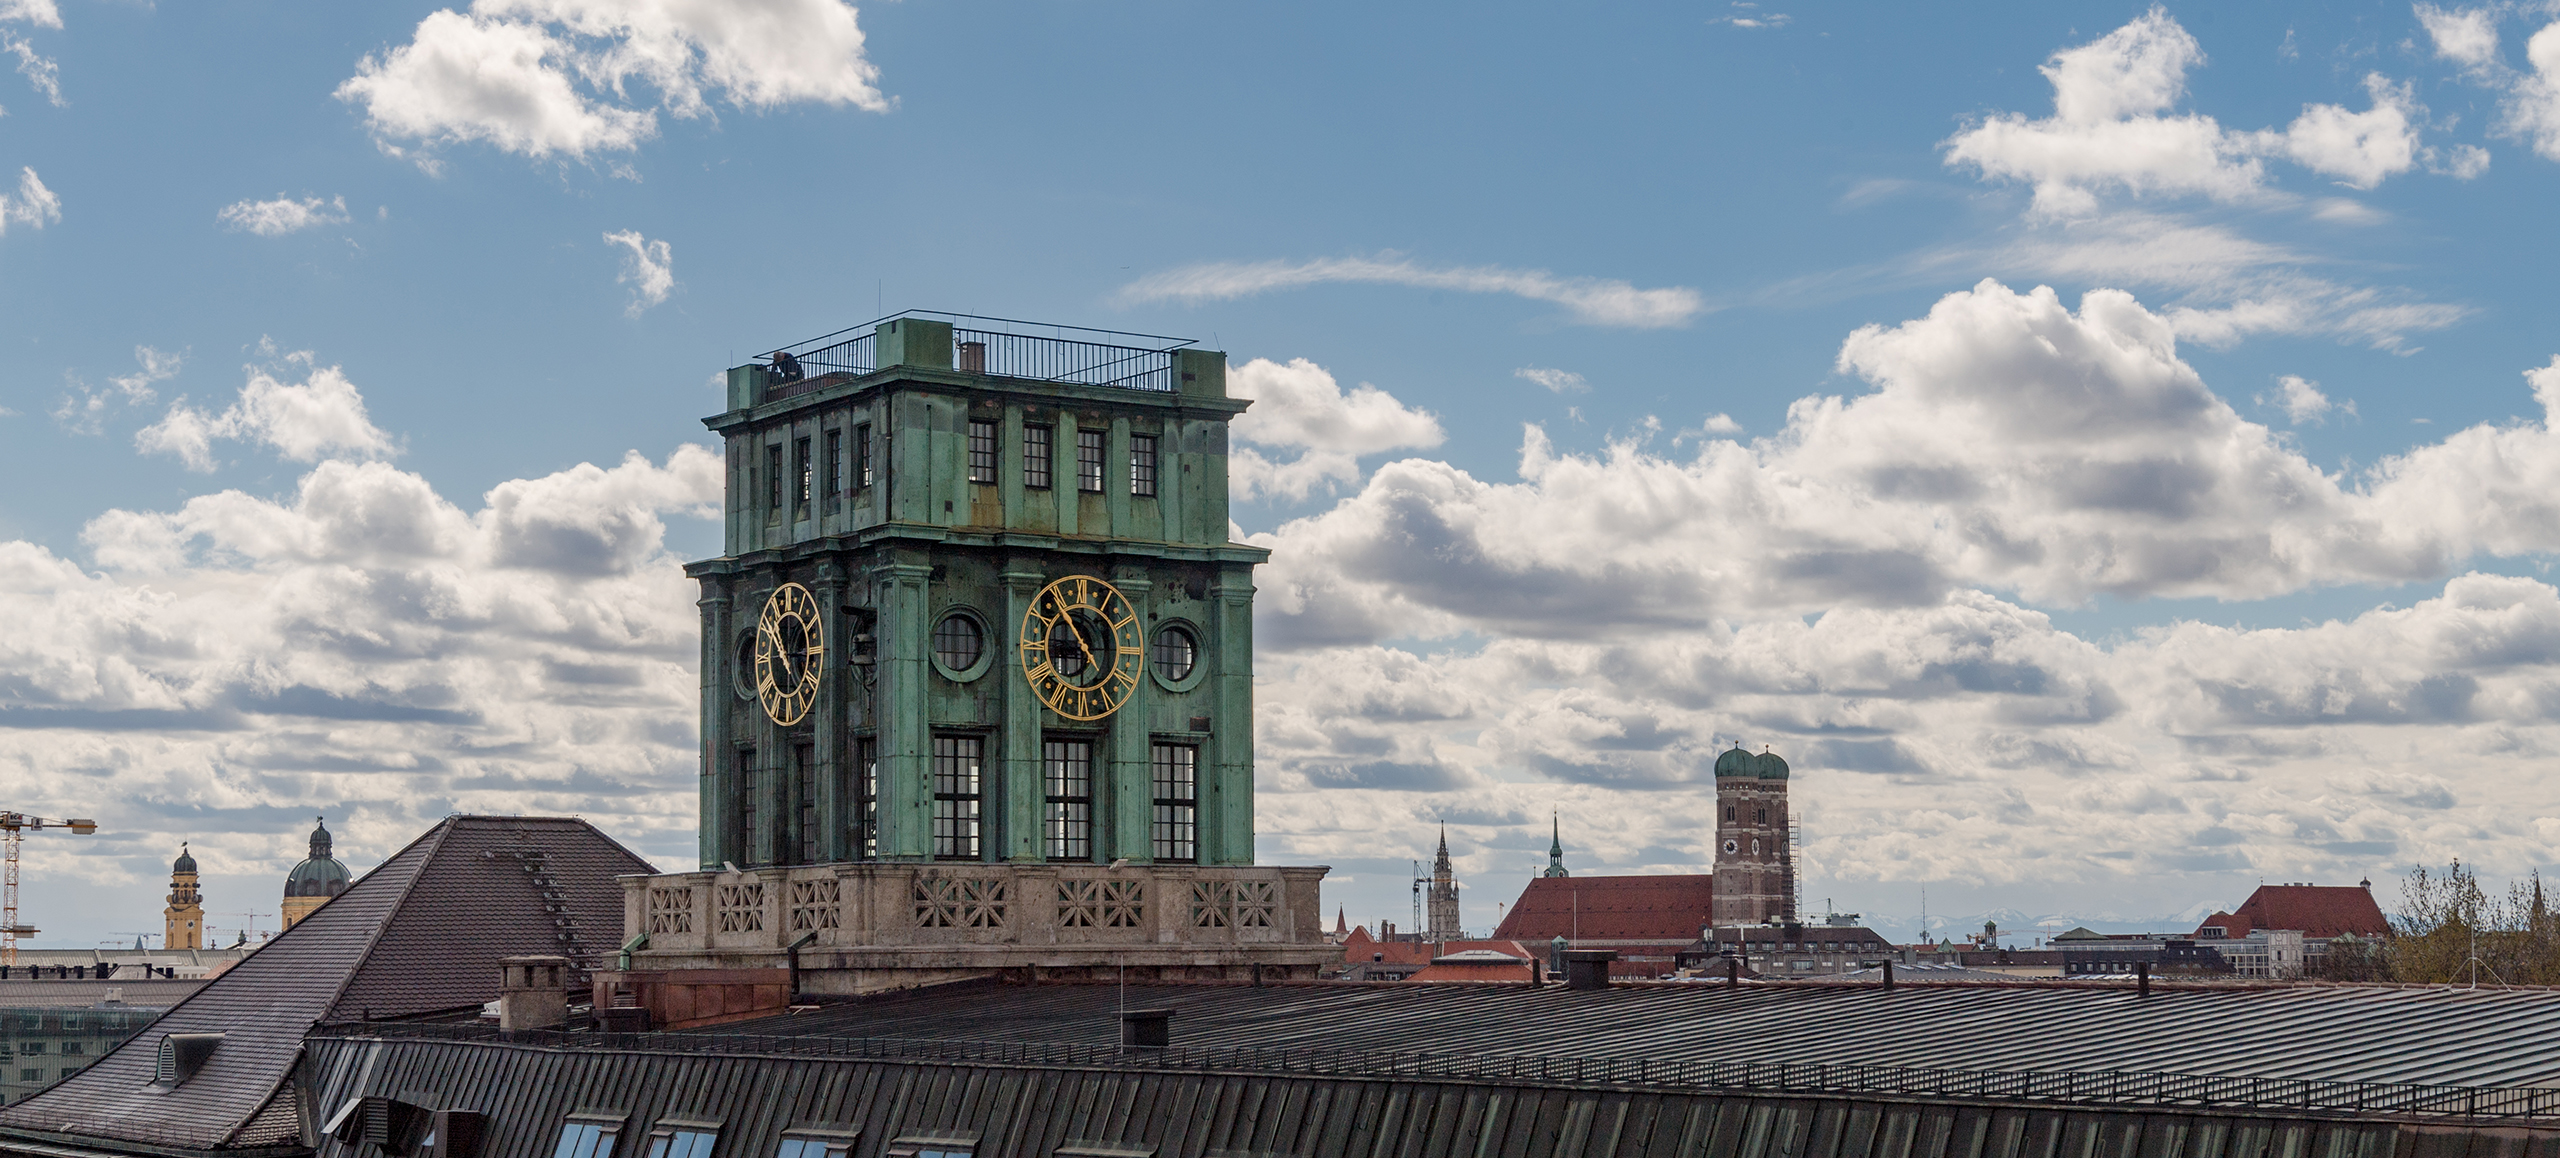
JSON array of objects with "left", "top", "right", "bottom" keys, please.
[
  {"left": 1150, "top": 743, "right": 1198, "bottom": 863},
  {"left": 885, "top": 1134, "right": 978, "bottom": 1158},
  {"left": 1022, "top": 423, "right": 1053, "bottom": 489},
  {"left": 855, "top": 734, "right": 878, "bottom": 861},
  {"left": 551, "top": 1112, "right": 628, "bottom": 1158},
  {"left": 765, "top": 445, "right": 784, "bottom": 517},
  {"left": 1043, "top": 738, "right": 1094, "bottom": 861},
  {"left": 1148, "top": 621, "right": 1200, "bottom": 690},
  {"left": 822, "top": 428, "right": 842, "bottom": 510},
  {"left": 641, "top": 1119, "right": 721, "bottom": 1158},
  {"left": 774, "top": 1128, "right": 861, "bottom": 1158},
  {"left": 1129, "top": 433, "right": 1157, "bottom": 498},
  {"left": 793, "top": 436, "right": 812, "bottom": 515},
  {"left": 734, "top": 747, "right": 758, "bottom": 865},
  {"left": 1075, "top": 428, "right": 1106, "bottom": 493},
  {"left": 855, "top": 423, "right": 874, "bottom": 489},
  {"left": 930, "top": 610, "right": 991, "bottom": 681},
  {"left": 967, "top": 419, "right": 999, "bottom": 484},
  {"left": 793, "top": 742, "right": 817, "bottom": 866},
  {"left": 932, "top": 734, "right": 983, "bottom": 861}
]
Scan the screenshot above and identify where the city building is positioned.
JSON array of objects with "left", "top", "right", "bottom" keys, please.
[
  {"left": 2192, "top": 882, "right": 2390, "bottom": 978},
  {"left": 160, "top": 846, "right": 202, "bottom": 952},
  {"left": 1331, "top": 926, "right": 1535, "bottom": 982},
  {"left": 0, "top": 814, "right": 651, "bottom": 1155},
  {"left": 2050, "top": 928, "right": 2232, "bottom": 978},
  {"left": 620, "top": 314, "right": 1329, "bottom": 994},
  {"left": 281, "top": 817, "right": 353, "bottom": 931},
  {"left": 1492, "top": 872, "right": 1716, "bottom": 977},
  {"left": 1685, "top": 919, "right": 1897, "bottom": 978},
  {"left": 1711, "top": 744, "right": 1794, "bottom": 926},
  {"left": 1424, "top": 827, "right": 1460, "bottom": 942},
  {"left": 0, "top": 981, "right": 202, "bottom": 1106}
]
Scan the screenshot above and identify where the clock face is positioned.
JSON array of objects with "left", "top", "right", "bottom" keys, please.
[
  {"left": 1722, "top": 838, "right": 1740, "bottom": 855},
  {"left": 1019, "top": 575, "right": 1144, "bottom": 721},
  {"left": 754, "top": 582, "right": 825, "bottom": 726}
]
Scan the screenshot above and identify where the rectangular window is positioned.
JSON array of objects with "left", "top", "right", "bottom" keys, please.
[
  {"left": 1042, "top": 739, "right": 1093, "bottom": 861},
  {"left": 19, "top": 1043, "right": 41, "bottom": 1055},
  {"left": 59, "top": 1042, "right": 81, "bottom": 1056},
  {"left": 1023, "top": 424, "right": 1053, "bottom": 489},
  {"left": 967, "top": 420, "right": 998, "bottom": 484},
  {"left": 643, "top": 1124, "right": 719, "bottom": 1158},
  {"left": 553, "top": 1120, "right": 623, "bottom": 1158},
  {"left": 855, "top": 736, "right": 877, "bottom": 861},
  {"left": 1151, "top": 744, "right": 1198, "bottom": 863},
  {"left": 1129, "top": 433, "right": 1157, "bottom": 498},
  {"left": 735, "top": 748, "right": 758, "bottom": 865},
  {"left": 794, "top": 743, "right": 817, "bottom": 865},
  {"left": 766, "top": 445, "right": 783, "bottom": 515},
  {"left": 775, "top": 1134, "right": 858, "bottom": 1158},
  {"left": 823, "top": 428, "right": 842, "bottom": 508},
  {"left": 932, "top": 735, "right": 981, "bottom": 860},
  {"left": 17, "top": 1068, "right": 38, "bottom": 1083},
  {"left": 855, "top": 424, "right": 874, "bottom": 489},
  {"left": 884, "top": 1140, "right": 974, "bottom": 1158},
  {"left": 1076, "top": 428, "right": 1105, "bottom": 493},
  {"left": 793, "top": 437, "right": 811, "bottom": 514}
]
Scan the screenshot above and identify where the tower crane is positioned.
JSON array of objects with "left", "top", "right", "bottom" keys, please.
[{"left": 1, "top": 812, "right": 99, "bottom": 965}]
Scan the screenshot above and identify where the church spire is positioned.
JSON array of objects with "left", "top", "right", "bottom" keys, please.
[
  {"left": 1542, "top": 813, "right": 1570, "bottom": 878},
  {"left": 1433, "top": 824, "right": 1452, "bottom": 874}
]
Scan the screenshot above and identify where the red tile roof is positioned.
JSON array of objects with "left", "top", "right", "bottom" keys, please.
[
  {"left": 1490, "top": 875, "right": 1715, "bottom": 944},
  {"left": 2194, "top": 885, "right": 2390, "bottom": 940},
  {"left": 1338, "top": 934, "right": 1533, "bottom": 969}
]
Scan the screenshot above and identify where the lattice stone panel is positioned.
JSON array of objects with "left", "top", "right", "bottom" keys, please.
[
  {"left": 1189, "top": 879, "right": 1276, "bottom": 930},
  {"left": 1056, "top": 879, "right": 1145, "bottom": 929},
  {"left": 913, "top": 876, "right": 1009, "bottom": 929},
  {"left": 715, "top": 882, "right": 766, "bottom": 933},
  {"left": 646, "top": 887, "right": 695, "bottom": 935},
  {"left": 788, "top": 878, "right": 842, "bottom": 932}
]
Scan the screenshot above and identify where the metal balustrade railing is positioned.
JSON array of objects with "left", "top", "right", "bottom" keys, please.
[
  {"left": 307, "top": 1023, "right": 2560, "bottom": 1122},
  {"left": 757, "top": 313, "right": 1188, "bottom": 394}
]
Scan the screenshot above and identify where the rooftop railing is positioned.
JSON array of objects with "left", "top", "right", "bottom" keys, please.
[
  {"left": 309, "top": 1022, "right": 2560, "bottom": 1123},
  {"left": 763, "top": 312, "right": 1191, "bottom": 393}
]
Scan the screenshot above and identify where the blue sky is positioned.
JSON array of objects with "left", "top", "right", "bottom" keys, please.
[{"left": 6, "top": 0, "right": 2560, "bottom": 947}]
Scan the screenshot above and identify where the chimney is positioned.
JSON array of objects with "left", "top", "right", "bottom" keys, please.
[
  {"left": 1562, "top": 949, "right": 1617, "bottom": 991},
  {"left": 498, "top": 955, "right": 572, "bottom": 1031},
  {"left": 1119, "top": 1008, "right": 1175, "bottom": 1051}
]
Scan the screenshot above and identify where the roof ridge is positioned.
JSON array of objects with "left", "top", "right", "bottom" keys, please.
[{"left": 308, "top": 817, "right": 461, "bottom": 1033}]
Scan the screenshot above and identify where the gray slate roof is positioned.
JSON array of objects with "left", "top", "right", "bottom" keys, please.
[{"left": 0, "top": 816, "right": 653, "bottom": 1151}]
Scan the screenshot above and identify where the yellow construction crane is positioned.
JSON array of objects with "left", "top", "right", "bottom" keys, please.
[{"left": 1, "top": 812, "right": 99, "bottom": 966}]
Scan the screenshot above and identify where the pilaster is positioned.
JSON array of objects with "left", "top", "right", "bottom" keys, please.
[
  {"left": 812, "top": 557, "right": 847, "bottom": 863},
  {"left": 876, "top": 554, "right": 934, "bottom": 861},
  {"left": 698, "top": 580, "right": 732, "bottom": 869},
  {"left": 1206, "top": 563, "right": 1255, "bottom": 865},
  {"left": 1107, "top": 564, "right": 1154, "bottom": 863},
  {"left": 1000, "top": 558, "right": 1047, "bottom": 863}
]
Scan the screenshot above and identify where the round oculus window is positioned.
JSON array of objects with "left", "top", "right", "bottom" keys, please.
[
  {"left": 1152, "top": 623, "right": 1197, "bottom": 683},
  {"left": 933, "top": 612, "right": 985, "bottom": 673}
]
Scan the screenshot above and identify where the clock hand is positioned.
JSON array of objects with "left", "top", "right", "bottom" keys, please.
[{"left": 1067, "top": 614, "right": 1101, "bottom": 678}]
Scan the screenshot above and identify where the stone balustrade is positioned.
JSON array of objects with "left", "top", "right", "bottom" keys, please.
[{"left": 620, "top": 863, "right": 1331, "bottom": 987}]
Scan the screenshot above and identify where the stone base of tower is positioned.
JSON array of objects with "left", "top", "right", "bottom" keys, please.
[{"left": 616, "top": 862, "right": 1334, "bottom": 1006}]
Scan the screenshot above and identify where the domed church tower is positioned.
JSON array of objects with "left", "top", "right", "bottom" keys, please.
[
  {"left": 281, "top": 817, "right": 352, "bottom": 931},
  {"left": 1710, "top": 745, "right": 1794, "bottom": 926},
  {"left": 163, "top": 844, "right": 204, "bottom": 951}
]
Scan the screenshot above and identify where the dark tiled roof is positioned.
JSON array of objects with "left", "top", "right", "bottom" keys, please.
[
  {"left": 0, "top": 980, "right": 207, "bottom": 1008},
  {"left": 1490, "top": 874, "right": 1714, "bottom": 943},
  {"left": 700, "top": 977, "right": 2560, "bottom": 1088},
  {"left": 2196, "top": 885, "right": 2390, "bottom": 940},
  {"left": 0, "top": 815, "right": 653, "bottom": 1151}
]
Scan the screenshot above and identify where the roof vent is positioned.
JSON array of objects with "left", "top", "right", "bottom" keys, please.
[{"left": 154, "top": 1032, "right": 224, "bottom": 1085}]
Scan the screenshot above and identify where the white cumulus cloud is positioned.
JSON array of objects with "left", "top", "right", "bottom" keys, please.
[
  {"left": 1121, "top": 254, "right": 1706, "bottom": 329},
  {"left": 1227, "top": 357, "right": 1444, "bottom": 503},
  {"left": 218, "top": 195, "right": 351, "bottom": 236},
  {"left": 337, "top": 0, "right": 888, "bottom": 167},
  {"left": 0, "top": 166, "right": 57, "bottom": 234},
  {"left": 603, "top": 228, "right": 674, "bottom": 315},
  {"left": 2261, "top": 374, "right": 2353, "bottom": 425},
  {"left": 1515, "top": 367, "right": 1589, "bottom": 395},
  {"left": 136, "top": 354, "right": 398, "bottom": 472},
  {"left": 1944, "top": 8, "right": 2429, "bottom": 215}
]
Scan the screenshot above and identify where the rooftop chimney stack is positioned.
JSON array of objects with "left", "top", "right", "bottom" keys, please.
[{"left": 498, "top": 955, "right": 571, "bottom": 1031}]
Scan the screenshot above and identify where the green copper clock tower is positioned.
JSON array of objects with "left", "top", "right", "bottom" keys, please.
[{"left": 688, "top": 313, "right": 1267, "bottom": 871}]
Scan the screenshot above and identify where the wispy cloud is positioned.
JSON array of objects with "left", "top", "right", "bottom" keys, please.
[
  {"left": 1515, "top": 367, "right": 1589, "bottom": 394},
  {"left": 217, "top": 194, "right": 350, "bottom": 236},
  {"left": 1121, "top": 254, "right": 1707, "bottom": 329},
  {"left": 603, "top": 229, "right": 675, "bottom": 317}
]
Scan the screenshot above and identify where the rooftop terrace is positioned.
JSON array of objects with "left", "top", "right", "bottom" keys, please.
[{"left": 762, "top": 311, "right": 1196, "bottom": 395}]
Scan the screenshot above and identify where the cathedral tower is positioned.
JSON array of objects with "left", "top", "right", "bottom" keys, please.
[
  {"left": 1711, "top": 745, "right": 1793, "bottom": 926},
  {"left": 1426, "top": 827, "right": 1461, "bottom": 941},
  {"left": 282, "top": 817, "right": 352, "bottom": 931},
  {"left": 163, "top": 844, "right": 203, "bottom": 951}
]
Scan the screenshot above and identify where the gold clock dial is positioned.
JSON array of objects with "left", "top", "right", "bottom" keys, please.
[
  {"left": 1019, "top": 575, "right": 1144, "bottom": 721},
  {"left": 754, "top": 581, "right": 824, "bottom": 726}
]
